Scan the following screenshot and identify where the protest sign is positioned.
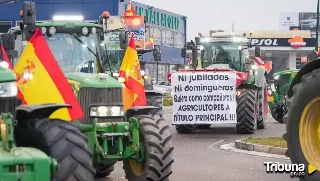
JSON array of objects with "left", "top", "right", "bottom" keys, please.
[{"left": 172, "top": 71, "right": 237, "bottom": 124}]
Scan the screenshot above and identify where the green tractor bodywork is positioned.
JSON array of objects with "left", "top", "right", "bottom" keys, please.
[
  {"left": 1, "top": 2, "right": 173, "bottom": 180},
  {"left": 268, "top": 69, "right": 298, "bottom": 123},
  {"left": 176, "top": 32, "right": 268, "bottom": 134},
  {"left": 0, "top": 66, "right": 58, "bottom": 180},
  {"left": 0, "top": 113, "right": 57, "bottom": 181}
]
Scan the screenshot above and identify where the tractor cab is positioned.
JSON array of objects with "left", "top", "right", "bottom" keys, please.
[
  {"left": 181, "top": 32, "right": 253, "bottom": 71},
  {"left": 8, "top": 11, "right": 129, "bottom": 75}
]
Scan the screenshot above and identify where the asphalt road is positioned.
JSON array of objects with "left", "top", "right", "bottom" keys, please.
[{"left": 98, "top": 108, "right": 299, "bottom": 181}]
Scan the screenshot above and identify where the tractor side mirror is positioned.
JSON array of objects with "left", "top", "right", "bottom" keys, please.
[
  {"left": 192, "top": 46, "right": 198, "bottom": 68},
  {"left": 153, "top": 45, "right": 161, "bottom": 62},
  {"left": 181, "top": 47, "right": 186, "bottom": 58},
  {"left": 119, "top": 31, "right": 128, "bottom": 49},
  {"left": 195, "top": 37, "right": 201, "bottom": 45},
  {"left": 12, "top": 50, "right": 18, "bottom": 58},
  {"left": 255, "top": 46, "right": 261, "bottom": 57},
  {"left": 2, "top": 32, "right": 16, "bottom": 51},
  {"left": 22, "top": 1, "right": 36, "bottom": 25}
]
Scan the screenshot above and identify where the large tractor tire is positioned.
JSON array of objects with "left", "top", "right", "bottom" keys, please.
[
  {"left": 283, "top": 69, "right": 320, "bottom": 181},
  {"left": 257, "top": 87, "right": 268, "bottom": 129},
  {"left": 146, "top": 93, "right": 163, "bottom": 118},
  {"left": 94, "top": 161, "right": 117, "bottom": 178},
  {"left": 175, "top": 125, "right": 197, "bottom": 134},
  {"left": 236, "top": 88, "right": 258, "bottom": 134},
  {"left": 123, "top": 115, "right": 174, "bottom": 181},
  {"left": 14, "top": 118, "right": 96, "bottom": 181}
]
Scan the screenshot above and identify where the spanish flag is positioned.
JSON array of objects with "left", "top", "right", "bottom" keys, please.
[
  {"left": 14, "top": 28, "right": 84, "bottom": 121},
  {"left": 124, "top": 1, "right": 137, "bottom": 16},
  {"left": 119, "top": 35, "right": 146, "bottom": 112}
]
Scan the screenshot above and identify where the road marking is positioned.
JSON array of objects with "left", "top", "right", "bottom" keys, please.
[
  {"left": 209, "top": 140, "right": 224, "bottom": 149},
  {"left": 220, "top": 143, "right": 290, "bottom": 160}
]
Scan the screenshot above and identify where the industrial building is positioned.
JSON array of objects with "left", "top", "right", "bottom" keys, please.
[{"left": 0, "top": 0, "right": 187, "bottom": 82}]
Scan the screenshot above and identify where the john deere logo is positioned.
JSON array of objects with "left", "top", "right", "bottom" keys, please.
[{"left": 287, "top": 17, "right": 291, "bottom": 21}]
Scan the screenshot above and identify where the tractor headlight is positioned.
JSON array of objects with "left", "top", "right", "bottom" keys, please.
[
  {"left": 0, "top": 82, "right": 18, "bottom": 98},
  {"left": 90, "top": 106, "right": 124, "bottom": 117},
  {"left": 274, "top": 75, "right": 279, "bottom": 80}
]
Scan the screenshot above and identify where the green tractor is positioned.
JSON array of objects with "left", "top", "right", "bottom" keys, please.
[
  {"left": 268, "top": 69, "right": 299, "bottom": 123},
  {"left": 0, "top": 65, "right": 61, "bottom": 181},
  {"left": 175, "top": 31, "right": 268, "bottom": 134},
  {"left": 1, "top": 1, "right": 174, "bottom": 181},
  {"left": 283, "top": 56, "right": 320, "bottom": 179}
]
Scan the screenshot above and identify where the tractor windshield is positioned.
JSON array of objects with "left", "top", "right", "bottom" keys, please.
[
  {"left": 13, "top": 32, "right": 102, "bottom": 73},
  {"left": 202, "top": 42, "right": 248, "bottom": 71},
  {"left": 104, "top": 49, "right": 125, "bottom": 72},
  {"left": 45, "top": 33, "right": 102, "bottom": 73}
]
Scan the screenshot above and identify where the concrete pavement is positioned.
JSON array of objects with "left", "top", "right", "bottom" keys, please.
[{"left": 98, "top": 109, "right": 298, "bottom": 181}]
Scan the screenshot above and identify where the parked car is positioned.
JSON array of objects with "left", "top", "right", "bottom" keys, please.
[{"left": 153, "top": 81, "right": 172, "bottom": 95}]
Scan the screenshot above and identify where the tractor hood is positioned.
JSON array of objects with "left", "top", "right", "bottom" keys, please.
[
  {"left": 0, "top": 67, "right": 16, "bottom": 82},
  {"left": 65, "top": 72, "right": 122, "bottom": 88}
]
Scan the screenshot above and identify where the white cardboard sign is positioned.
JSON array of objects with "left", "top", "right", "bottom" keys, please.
[{"left": 171, "top": 71, "right": 237, "bottom": 124}]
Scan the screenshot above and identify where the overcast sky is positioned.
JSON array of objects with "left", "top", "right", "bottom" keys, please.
[{"left": 135, "top": 0, "right": 318, "bottom": 40}]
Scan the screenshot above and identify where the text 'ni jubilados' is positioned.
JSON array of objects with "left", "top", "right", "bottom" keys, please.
[{"left": 171, "top": 72, "right": 238, "bottom": 124}]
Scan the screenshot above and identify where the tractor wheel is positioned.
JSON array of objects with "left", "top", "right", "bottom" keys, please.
[
  {"left": 146, "top": 94, "right": 163, "bottom": 118},
  {"left": 273, "top": 107, "right": 285, "bottom": 123},
  {"left": 257, "top": 87, "right": 268, "bottom": 129},
  {"left": 123, "top": 115, "right": 174, "bottom": 181},
  {"left": 197, "top": 124, "right": 211, "bottom": 129},
  {"left": 14, "top": 118, "right": 95, "bottom": 181},
  {"left": 175, "top": 125, "right": 197, "bottom": 134},
  {"left": 236, "top": 88, "right": 258, "bottom": 134},
  {"left": 94, "top": 161, "right": 117, "bottom": 178},
  {"left": 283, "top": 69, "right": 320, "bottom": 181}
]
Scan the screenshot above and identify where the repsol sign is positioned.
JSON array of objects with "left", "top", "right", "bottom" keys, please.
[
  {"left": 250, "top": 38, "right": 316, "bottom": 47},
  {"left": 251, "top": 39, "right": 279, "bottom": 46}
]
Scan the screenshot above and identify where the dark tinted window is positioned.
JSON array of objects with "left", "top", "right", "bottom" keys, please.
[{"left": 0, "top": 22, "right": 11, "bottom": 33}]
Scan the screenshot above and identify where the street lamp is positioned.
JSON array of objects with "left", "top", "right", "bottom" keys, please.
[{"left": 316, "top": 0, "right": 319, "bottom": 50}]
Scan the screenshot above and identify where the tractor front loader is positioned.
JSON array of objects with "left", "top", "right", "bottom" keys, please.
[{"left": 5, "top": 2, "right": 174, "bottom": 180}]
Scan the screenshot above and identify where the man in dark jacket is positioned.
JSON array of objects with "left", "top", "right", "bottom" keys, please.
[{"left": 215, "top": 46, "right": 231, "bottom": 64}]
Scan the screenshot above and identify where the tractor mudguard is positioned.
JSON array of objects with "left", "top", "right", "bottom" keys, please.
[
  {"left": 287, "top": 59, "right": 320, "bottom": 98},
  {"left": 125, "top": 106, "right": 158, "bottom": 118},
  {"left": 15, "top": 104, "right": 71, "bottom": 121}
]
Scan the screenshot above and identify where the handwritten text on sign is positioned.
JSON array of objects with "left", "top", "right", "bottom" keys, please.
[{"left": 172, "top": 72, "right": 237, "bottom": 124}]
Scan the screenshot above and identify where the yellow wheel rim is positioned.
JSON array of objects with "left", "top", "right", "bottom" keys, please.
[
  {"left": 300, "top": 97, "right": 320, "bottom": 171},
  {"left": 129, "top": 159, "right": 145, "bottom": 176}
]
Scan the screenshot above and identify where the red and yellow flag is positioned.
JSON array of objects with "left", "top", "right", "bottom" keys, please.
[
  {"left": 0, "top": 44, "right": 13, "bottom": 69},
  {"left": 14, "top": 28, "right": 83, "bottom": 121},
  {"left": 119, "top": 35, "right": 146, "bottom": 112},
  {"left": 124, "top": 1, "right": 137, "bottom": 16}
]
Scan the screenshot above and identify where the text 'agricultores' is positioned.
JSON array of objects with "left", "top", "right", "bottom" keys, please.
[{"left": 171, "top": 72, "right": 237, "bottom": 124}]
